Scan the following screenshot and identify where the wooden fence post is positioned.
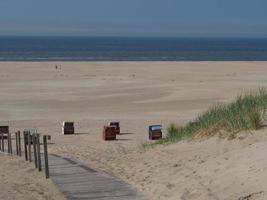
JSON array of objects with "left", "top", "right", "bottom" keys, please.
[
  {"left": 23, "top": 131, "right": 28, "bottom": 161},
  {"left": 33, "top": 134, "right": 37, "bottom": 168},
  {"left": 0, "top": 132, "right": 1, "bottom": 151},
  {"left": 10, "top": 132, "right": 12, "bottom": 155},
  {"left": 1, "top": 132, "right": 4, "bottom": 152},
  {"left": 15, "top": 132, "right": 19, "bottom": 155},
  {"left": 28, "top": 132, "right": 32, "bottom": 162},
  {"left": 36, "top": 134, "right": 42, "bottom": 171},
  {"left": 8, "top": 132, "right": 12, "bottom": 154},
  {"left": 18, "top": 131, "right": 21, "bottom": 156},
  {"left": 43, "top": 135, "right": 49, "bottom": 178},
  {"left": 7, "top": 132, "right": 10, "bottom": 154}
]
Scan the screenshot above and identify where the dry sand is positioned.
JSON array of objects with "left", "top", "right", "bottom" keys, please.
[
  {"left": 0, "top": 61, "right": 267, "bottom": 199},
  {"left": 0, "top": 153, "right": 66, "bottom": 200}
]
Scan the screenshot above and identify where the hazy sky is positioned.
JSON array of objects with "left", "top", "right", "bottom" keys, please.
[{"left": 0, "top": 0, "right": 267, "bottom": 37}]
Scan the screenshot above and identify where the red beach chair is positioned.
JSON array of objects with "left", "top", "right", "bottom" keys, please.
[
  {"left": 109, "top": 121, "right": 120, "bottom": 134},
  {"left": 103, "top": 126, "right": 116, "bottom": 141}
]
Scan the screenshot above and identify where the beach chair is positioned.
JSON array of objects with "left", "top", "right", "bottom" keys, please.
[
  {"left": 103, "top": 126, "right": 116, "bottom": 141},
  {"left": 109, "top": 121, "right": 120, "bottom": 134},
  {"left": 62, "top": 122, "right": 75, "bottom": 135},
  {"left": 0, "top": 126, "right": 9, "bottom": 139},
  {"left": 149, "top": 125, "right": 162, "bottom": 140}
]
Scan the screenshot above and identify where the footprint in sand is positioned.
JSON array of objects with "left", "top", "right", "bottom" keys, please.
[
  {"left": 198, "top": 160, "right": 205, "bottom": 164},
  {"left": 166, "top": 183, "right": 175, "bottom": 190}
]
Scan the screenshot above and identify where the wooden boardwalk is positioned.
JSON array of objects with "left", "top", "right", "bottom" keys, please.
[
  {"left": 0, "top": 137, "right": 144, "bottom": 200},
  {"left": 48, "top": 154, "right": 145, "bottom": 200}
]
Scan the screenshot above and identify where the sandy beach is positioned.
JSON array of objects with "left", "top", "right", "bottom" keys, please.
[
  {"left": 0, "top": 61, "right": 267, "bottom": 199},
  {"left": 0, "top": 153, "right": 66, "bottom": 200}
]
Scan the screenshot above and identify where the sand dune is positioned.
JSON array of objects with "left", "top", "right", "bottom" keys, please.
[{"left": 0, "top": 61, "right": 267, "bottom": 199}]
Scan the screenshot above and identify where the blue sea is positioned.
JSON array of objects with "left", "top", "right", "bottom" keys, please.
[{"left": 0, "top": 36, "right": 267, "bottom": 61}]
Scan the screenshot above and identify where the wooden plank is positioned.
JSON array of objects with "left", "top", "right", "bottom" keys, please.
[{"left": 47, "top": 154, "right": 144, "bottom": 200}]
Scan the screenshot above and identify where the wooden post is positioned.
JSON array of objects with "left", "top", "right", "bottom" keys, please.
[
  {"left": 8, "top": 132, "right": 12, "bottom": 154},
  {"left": 43, "top": 135, "right": 49, "bottom": 178},
  {"left": 1, "top": 132, "right": 4, "bottom": 152},
  {"left": 9, "top": 133, "right": 13, "bottom": 154},
  {"left": 36, "top": 134, "right": 42, "bottom": 171},
  {"left": 23, "top": 131, "right": 28, "bottom": 161},
  {"left": 15, "top": 132, "right": 18, "bottom": 155},
  {"left": 7, "top": 132, "right": 10, "bottom": 154},
  {"left": 10, "top": 132, "right": 12, "bottom": 155},
  {"left": 33, "top": 134, "right": 37, "bottom": 168},
  {"left": 28, "top": 132, "right": 32, "bottom": 162},
  {"left": 18, "top": 131, "right": 22, "bottom": 156},
  {"left": 0, "top": 132, "right": 1, "bottom": 151}
]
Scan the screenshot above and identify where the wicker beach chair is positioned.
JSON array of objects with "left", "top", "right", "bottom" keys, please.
[
  {"left": 109, "top": 121, "right": 120, "bottom": 134},
  {"left": 0, "top": 126, "right": 9, "bottom": 139},
  {"left": 149, "top": 125, "right": 162, "bottom": 140},
  {"left": 62, "top": 122, "right": 75, "bottom": 135},
  {"left": 103, "top": 126, "right": 116, "bottom": 141}
]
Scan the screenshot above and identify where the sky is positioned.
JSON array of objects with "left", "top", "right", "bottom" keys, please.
[{"left": 0, "top": 0, "right": 267, "bottom": 37}]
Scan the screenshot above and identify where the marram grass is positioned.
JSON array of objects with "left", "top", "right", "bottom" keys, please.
[{"left": 157, "top": 88, "right": 267, "bottom": 144}]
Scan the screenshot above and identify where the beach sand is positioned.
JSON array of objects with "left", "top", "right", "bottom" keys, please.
[
  {"left": 0, "top": 61, "right": 267, "bottom": 199},
  {"left": 0, "top": 153, "right": 66, "bottom": 200}
]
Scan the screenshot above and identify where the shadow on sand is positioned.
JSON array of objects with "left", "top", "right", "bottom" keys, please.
[{"left": 119, "top": 132, "right": 134, "bottom": 135}]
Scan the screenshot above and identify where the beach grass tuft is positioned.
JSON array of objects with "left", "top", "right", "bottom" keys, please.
[{"left": 157, "top": 88, "right": 267, "bottom": 144}]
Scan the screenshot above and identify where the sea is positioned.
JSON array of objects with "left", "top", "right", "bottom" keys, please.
[{"left": 0, "top": 36, "right": 267, "bottom": 61}]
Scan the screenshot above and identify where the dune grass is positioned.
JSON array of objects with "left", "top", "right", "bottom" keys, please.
[{"left": 156, "top": 88, "right": 267, "bottom": 144}]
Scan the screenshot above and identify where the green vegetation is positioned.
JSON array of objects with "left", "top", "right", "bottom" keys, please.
[{"left": 157, "top": 88, "right": 267, "bottom": 144}]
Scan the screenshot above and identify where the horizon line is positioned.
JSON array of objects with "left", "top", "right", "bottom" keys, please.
[{"left": 1, "top": 35, "right": 267, "bottom": 39}]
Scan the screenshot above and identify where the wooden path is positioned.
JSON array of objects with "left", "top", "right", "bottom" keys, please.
[
  {"left": 48, "top": 154, "right": 145, "bottom": 200},
  {"left": 0, "top": 137, "right": 144, "bottom": 200}
]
